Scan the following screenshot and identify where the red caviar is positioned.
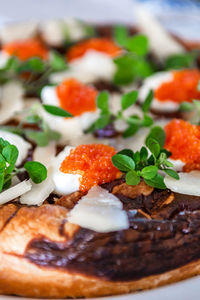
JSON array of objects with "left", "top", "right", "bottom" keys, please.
[
  {"left": 155, "top": 69, "right": 200, "bottom": 103},
  {"left": 56, "top": 78, "right": 98, "bottom": 116},
  {"left": 3, "top": 38, "right": 48, "bottom": 61},
  {"left": 67, "top": 38, "right": 122, "bottom": 62},
  {"left": 164, "top": 119, "right": 200, "bottom": 171},
  {"left": 60, "top": 144, "right": 121, "bottom": 192}
]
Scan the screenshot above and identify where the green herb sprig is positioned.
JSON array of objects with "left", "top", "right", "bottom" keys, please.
[
  {"left": 113, "top": 26, "right": 154, "bottom": 85},
  {"left": 0, "top": 138, "right": 47, "bottom": 192},
  {"left": 164, "top": 52, "right": 198, "bottom": 70},
  {"left": 112, "top": 126, "right": 179, "bottom": 189},
  {"left": 0, "top": 51, "right": 67, "bottom": 94},
  {"left": 1, "top": 103, "right": 72, "bottom": 147},
  {"left": 179, "top": 81, "right": 200, "bottom": 124},
  {"left": 86, "top": 89, "right": 154, "bottom": 138}
]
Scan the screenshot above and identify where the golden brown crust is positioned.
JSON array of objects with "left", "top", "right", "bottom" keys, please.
[
  {"left": 0, "top": 203, "right": 199, "bottom": 298},
  {"left": 0, "top": 250, "right": 200, "bottom": 298}
]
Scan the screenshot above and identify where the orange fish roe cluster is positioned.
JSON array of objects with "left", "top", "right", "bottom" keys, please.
[
  {"left": 56, "top": 78, "right": 98, "bottom": 116},
  {"left": 67, "top": 37, "right": 122, "bottom": 62},
  {"left": 60, "top": 144, "right": 121, "bottom": 192},
  {"left": 155, "top": 69, "right": 200, "bottom": 103},
  {"left": 3, "top": 38, "right": 48, "bottom": 61},
  {"left": 164, "top": 119, "right": 200, "bottom": 171}
]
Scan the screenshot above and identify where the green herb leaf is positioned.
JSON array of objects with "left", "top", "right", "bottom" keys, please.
[
  {"left": 143, "top": 114, "right": 153, "bottom": 127},
  {"left": 42, "top": 104, "right": 72, "bottom": 117},
  {"left": 164, "top": 169, "right": 179, "bottom": 179},
  {"left": 144, "top": 173, "right": 166, "bottom": 189},
  {"left": 2, "top": 145, "right": 18, "bottom": 173},
  {"left": 126, "top": 170, "right": 140, "bottom": 185},
  {"left": 97, "top": 91, "right": 109, "bottom": 112},
  {"left": 140, "top": 146, "right": 148, "bottom": 161},
  {"left": 0, "top": 173, "right": 4, "bottom": 192},
  {"left": 126, "top": 35, "right": 149, "bottom": 56},
  {"left": 112, "top": 154, "right": 135, "bottom": 172},
  {"left": 123, "top": 124, "right": 139, "bottom": 138},
  {"left": 165, "top": 53, "right": 196, "bottom": 70},
  {"left": 118, "top": 149, "right": 134, "bottom": 158},
  {"left": 24, "top": 161, "right": 47, "bottom": 184},
  {"left": 146, "top": 138, "right": 160, "bottom": 158},
  {"left": 142, "top": 89, "right": 154, "bottom": 113},
  {"left": 121, "top": 90, "right": 138, "bottom": 110},
  {"left": 113, "top": 25, "right": 129, "bottom": 47},
  {"left": 141, "top": 165, "right": 158, "bottom": 179},
  {"left": 19, "top": 58, "right": 46, "bottom": 73},
  {"left": 146, "top": 126, "right": 166, "bottom": 148},
  {"left": 50, "top": 51, "right": 67, "bottom": 71},
  {"left": 179, "top": 101, "right": 194, "bottom": 112}
]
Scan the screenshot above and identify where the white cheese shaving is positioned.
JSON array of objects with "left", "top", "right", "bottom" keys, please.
[
  {"left": 68, "top": 186, "right": 129, "bottom": 233},
  {"left": 164, "top": 171, "right": 200, "bottom": 196},
  {"left": 135, "top": 5, "right": 185, "bottom": 59},
  {"left": 0, "top": 180, "right": 32, "bottom": 205},
  {"left": 33, "top": 142, "right": 56, "bottom": 167},
  {"left": 0, "top": 81, "right": 24, "bottom": 124},
  {"left": 20, "top": 172, "right": 55, "bottom": 206}
]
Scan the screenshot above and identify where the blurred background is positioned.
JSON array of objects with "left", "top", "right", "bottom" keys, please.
[{"left": 0, "top": 0, "right": 199, "bottom": 41}]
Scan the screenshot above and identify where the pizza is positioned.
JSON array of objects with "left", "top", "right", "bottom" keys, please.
[{"left": 0, "top": 11, "right": 199, "bottom": 298}]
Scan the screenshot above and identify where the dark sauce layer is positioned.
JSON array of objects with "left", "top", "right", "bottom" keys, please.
[{"left": 25, "top": 182, "right": 200, "bottom": 282}]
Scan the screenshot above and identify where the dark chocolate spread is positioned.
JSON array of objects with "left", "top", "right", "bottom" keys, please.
[{"left": 25, "top": 181, "right": 200, "bottom": 282}]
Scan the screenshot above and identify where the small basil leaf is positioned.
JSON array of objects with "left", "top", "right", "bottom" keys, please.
[
  {"left": 133, "top": 151, "right": 140, "bottom": 165},
  {"left": 117, "top": 149, "right": 134, "bottom": 158},
  {"left": 0, "top": 173, "right": 4, "bottom": 192},
  {"left": 123, "top": 124, "right": 139, "bottom": 138},
  {"left": 126, "top": 170, "right": 140, "bottom": 185},
  {"left": 47, "top": 129, "right": 61, "bottom": 142},
  {"left": 50, "top": 51, "right": 67, "bottom": 71},
  {"left": 164, "top": 169, "right": 180, "bottom": 180},
  {"left": 146, "top": 138, "right": 160, "bottom": 158},
  {"left": 24, "top": 161, "right": 47, "bottom": 184},
  {"left": 140, "top": 147, "right": 148, "bottom": 161},
  {"left": 97, "top": 91, "right": 109, "bottom": 112},
  {"left": 126, "top": 115, "right": 143, "bottom": 126},
  {"left": 164, "top": 160, "right": 174, "bottom": 167},
  {"left": 143, "top": 114, "right": 153, "bottom": 127},
  {"left": 142, "top": 89, "right": 154, "bottom": 113},
  {"left": 113, "top": 25, "right": 129, "bottom": 47},
  {"left": 141, "top": 165, "right": 158, "bottom": 179},
  {"left": 25, "top": 131, "right": 49, "bottom": 147},
  {"left": 179, "top": 102, "right": 194, "bottom": 112},
  {"left": 121, "top": 90, "right": 138, "bottom": 110},
  {"left": 95, "top": 114, "right": 111, "bottom": 129},
  {"left": 127, "top": 35, "right": 149, "bottom": 56},
  {"left": 19, "top": 58, "right": 46, "bottom": 73},
  {"left": 2, "top": 145, "right": 19, "bottom": 168},
  {"left": 165, "top": 53, "right": 195, "bottom": 70},
  {"left": 112, "top": 154, "right": 135, "bottom": 172},
  {"left": 146, "top": 126, "right": 166, "bottom": 148},
  {"left": 144, "top": 173, "right": 166, "bottom": 189},
  {"left": 0, "top": 154, "right": 6, "bottom": 173},
  {"left": 43, "top": 104, "right": 72, "bottom": 117}
]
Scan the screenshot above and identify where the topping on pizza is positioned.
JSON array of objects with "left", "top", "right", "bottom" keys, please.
[
  {"left": 56, "top": 78, "right": 98, "bottom": 116},
  {"left": 2, "top": 38, "right": 48, "bottom": 61},
  {"left": 155, "top": 69, "right": 200, "bottom": 103},
  {"left": 164, "top": 119, "right": 200, "bottom": 171},
  {"left": 60, "top": 144, "right": 121, "bottom": 192},
  {"left": 67, "top": 37, "right": 122, "bottom": 61}
]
